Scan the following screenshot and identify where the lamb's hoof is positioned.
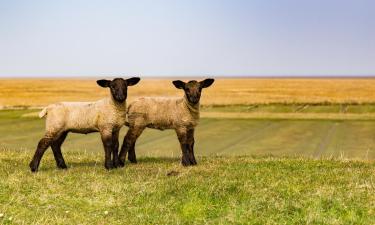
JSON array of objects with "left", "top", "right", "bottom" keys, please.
[
  {"left": 181, "top": 159, "right": 192, "bottom": 167},
  {"left": 29, "top": 162, "right": 38, "bottom": 172},
  {"left": 57, "top": 164, "right": 68, "bottom": 170},
  {"left": 105, "top": 162, "right": 114, "bottom": 170},
  {"left": 128, "top": 154, "right": 137, "bottom": 163},
  {"left": 118, "top": 161, "right": 125, "bottom": 168},
  {"left": 113, "top": 160, "right": 120, "bottom": 168}
]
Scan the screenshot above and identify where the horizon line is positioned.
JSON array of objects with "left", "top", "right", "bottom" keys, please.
[{"left": 1, "top": 75, "right": 375, "bottom": 79}]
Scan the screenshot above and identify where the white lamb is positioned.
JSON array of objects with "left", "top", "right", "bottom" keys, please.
[
  {"left": 119, "top": 78, "right": 214, "bottom": 166},
  {"left": 29, "top": 77, "right": 140, "bottom": 172}
]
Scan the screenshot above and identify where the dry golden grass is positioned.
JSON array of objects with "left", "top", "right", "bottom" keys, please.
[{"left": 1, "top": 78, "right": 375, "bottom": 107}]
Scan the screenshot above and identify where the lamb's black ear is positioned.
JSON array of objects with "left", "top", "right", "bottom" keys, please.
[
  {"left": 126, "top": 77, "right": 140, "bottom": 86},
  {"left": 97, "top": 79, "right": 111, "bottom": 88},
  {"left": 172, "top": 80, "right": 185, "bottom": 89},
  {"left": 200, "top": 78, "right": 214, "bottom": 88}
]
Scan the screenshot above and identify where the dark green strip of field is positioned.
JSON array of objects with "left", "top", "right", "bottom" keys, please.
[
  {"left": 202, "top": 103, "right": 375, "bottom": 113},
  {"left": 1, "top": 105, "right": 375, "bottom": 160}
]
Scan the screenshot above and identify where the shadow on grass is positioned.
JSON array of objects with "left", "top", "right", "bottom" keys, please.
[
  {"left": 37, "top": 157, "right": 182, "bottom": 172},
  {"left": 29, "top": 161, "right": 101, "bottom": 172},
  {"left": 67, "top": 161, "right": 100, "bottom": 168},
  {"left": 135, "top": 157, "right": 180, "bottom": 164}
]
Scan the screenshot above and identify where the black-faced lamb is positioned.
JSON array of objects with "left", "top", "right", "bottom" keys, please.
[
  {"left": 29, "top": 77, "right": 140, "bottom": 172},
  {"left": 118, "top": 78, "right": 214, "bottom": 166}
]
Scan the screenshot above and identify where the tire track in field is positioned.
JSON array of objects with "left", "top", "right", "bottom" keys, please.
[
  {"left": 313, "top": 122, "right": 340, "bottom": 158},
  {"left": 214, "top": 121, "right": 285, "bottom": 155},
  {"left": 285, "top": 121, "right": 329, "bottom": 156}
]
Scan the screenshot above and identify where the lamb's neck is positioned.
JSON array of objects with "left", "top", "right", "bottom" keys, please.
[
  {"left": 109, "top": 96, "right": 127, "bottom": 111},
  {"left": 183, "top": 96, "right": 200, "bottom": 118}
]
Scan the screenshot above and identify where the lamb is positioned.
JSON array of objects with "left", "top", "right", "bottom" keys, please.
[
  {"left": 118, "top": 78, "right": 214, "bottom": 167},
  {"left": 29, "top": 77, "right": 140, "bottom": 172}
]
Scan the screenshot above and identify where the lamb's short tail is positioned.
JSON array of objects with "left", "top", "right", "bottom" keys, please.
[{"left": 39, "top": 107, "right": 48, "bottom": 118}]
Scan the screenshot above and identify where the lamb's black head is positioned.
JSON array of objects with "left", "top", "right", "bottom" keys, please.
[
  {"left": 172, "top": 78, "right": 214, "bottom": 105},
  {"left": 97, "top": 77, "right": 140, "bottom": 103}
]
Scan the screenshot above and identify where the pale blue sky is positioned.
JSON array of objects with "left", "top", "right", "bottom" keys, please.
[{"left": 0, "top": 0, "right": 374, "bottom": 77}]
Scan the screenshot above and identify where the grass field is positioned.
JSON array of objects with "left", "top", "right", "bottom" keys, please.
[
  {"left": 2, "top": 108, "right": 375, "bottom": 160},
  {"left": 2, "top": 78, "right": 375, "bottom": 107},
  {"left": 2, "top": 78, "right": 375, "bottom": 223},
  {"left": 1, "top": 106, "right": 375, "bottom": 223},
  {"left": 1, "top": 149, "right": 375, "bottom": 224}
]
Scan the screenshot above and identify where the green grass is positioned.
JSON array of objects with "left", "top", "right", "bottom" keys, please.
[
  {"left": 2, "top": 109, "right": 375, "bottom": 160},
  {"left": 202, "top": 103, "right": 375, "bottom": 114},
  {"left": 2, "top": 107, "right": 375, "bottom": 224},
  {"left": 0, "top": 149, "right": 375, "bottom": 224}
]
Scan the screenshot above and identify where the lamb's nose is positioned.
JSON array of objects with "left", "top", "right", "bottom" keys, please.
[{"left": 117, "top": 96, "right": 125, "bottom": 102}]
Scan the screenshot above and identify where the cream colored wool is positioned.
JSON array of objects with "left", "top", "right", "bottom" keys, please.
[
  {"left": 40, "top": 97, "right": 127, "bottom": 137},
  {"left": 126, "top": 96, "right": 200, "bottom": 130}
]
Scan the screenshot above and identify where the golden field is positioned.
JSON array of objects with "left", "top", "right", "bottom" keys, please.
[{"left": 1, "top": 78, "right": 375, "bottom": 107}]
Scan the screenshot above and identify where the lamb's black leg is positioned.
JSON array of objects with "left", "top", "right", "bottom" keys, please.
[
  {"left": 112, "top": 130, "right": 120, "bottom": 168},
  {"left": 119, "top": 126, "right": 144, "bottom": 167},
  {"left": 182, "top": 144, "right": 191, "bottom": 166},
  {"left": 176, "top": 128, "right": 192, "bottom": 166},
  {"left": 51, "top": 131, "right": 68, "bottom": 169},
  {"left": 119, "top": 129, "right": 132, "bottom": 167},
  {"left": 190, "top": 139, "right": 197, "bottom": 165},
  {"left": 29, "top": 134, "right": 54, "bottom": 172},
  {"left": 187, "top": 129, "right": 197, "bottom": 165},
  {"left": 101, "top": 132, "right": 114, "bottom": 170},
  {"left": 128, "top": 127, "right": 145, "bottom": 163},
  {"left": 127, "top": 143, "right": 137, "bottom": 163}
]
